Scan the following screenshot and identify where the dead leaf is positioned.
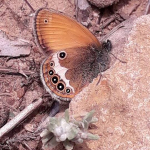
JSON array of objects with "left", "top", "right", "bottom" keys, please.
[{"left": 0, "top": 31, "right": 31, "bottom": 57}]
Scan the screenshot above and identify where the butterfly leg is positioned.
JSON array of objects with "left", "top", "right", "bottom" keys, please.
[
  {"left": 96, "top": 73, "right": 103, "bottom": 86},
  {"left": 49, "top": 101, "right": 60, "bottom": 117}
]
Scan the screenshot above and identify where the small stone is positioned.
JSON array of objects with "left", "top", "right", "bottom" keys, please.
[
  {"left": 87, "top": 0, "right": 119, "bottom": 9},
  {"left": 24, "top": 123, "right": 35, "bottom": 132},
  {"left": 70, "top": 15, "right": 150, "bottom": 149}
]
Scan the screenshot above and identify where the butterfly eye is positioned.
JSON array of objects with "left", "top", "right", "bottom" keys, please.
[
  {"left": 50, "top": 61, "right": 54, "bottom": 67},
  {"left": 49, "top": 70, "right": 54, "bottom": 76},
  {"left": 44, "top": 19, "right": 48, "bottom": 23},
  {"left": 52, "top": 76, "right": 58, "bottom": 84},
  {"left": 57, "top": 83, "right": 64, "bottom": 91},
  {"left": 58, "top": 51, "right": 67, "bottom": 60},
  {"left": 66, "top": 88, "right": 71, "bottom": 94}
]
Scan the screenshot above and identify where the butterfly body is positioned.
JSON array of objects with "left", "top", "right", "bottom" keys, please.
[{"left": 34, "top": 8, "right": 111, "bottom": 103}]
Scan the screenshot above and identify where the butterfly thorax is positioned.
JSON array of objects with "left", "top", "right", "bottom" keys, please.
[{"left": 89, "top": 43, "right": 111, "bottom": 73}]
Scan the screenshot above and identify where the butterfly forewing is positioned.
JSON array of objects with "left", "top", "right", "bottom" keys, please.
[{"left": 34, "top": 8, "right": 101, "bottom": 54}]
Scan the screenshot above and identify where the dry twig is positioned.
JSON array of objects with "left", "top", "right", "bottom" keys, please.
[
  {"left": 145, "top": 0, "right": 150, "bottom": 15},
  {"left": 0, "top": 67, "right": 35, "bottom": 77},
  {"left": 0, "top": 98, "right": 43, "bottom": 139}
]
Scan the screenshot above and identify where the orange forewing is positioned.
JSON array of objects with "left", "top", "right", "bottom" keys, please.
[{"left": 34, "top": 8, "right": 101, "bottom": 54}]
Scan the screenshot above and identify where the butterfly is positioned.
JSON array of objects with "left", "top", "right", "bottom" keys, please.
[{"left": 34, "top": 8, "right": 111, "bottom": 103}]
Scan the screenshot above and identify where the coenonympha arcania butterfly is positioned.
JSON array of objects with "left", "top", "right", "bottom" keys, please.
[{"left": 34, "top": 8, "right": 111, "bottom": 103}]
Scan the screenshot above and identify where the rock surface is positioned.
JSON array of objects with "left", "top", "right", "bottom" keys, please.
[
  {"left": 70, "top": 15, "right": 150, "bottom": 150},
  {"left": 87, "top": 0, "right": 119, "bottom": 8}
]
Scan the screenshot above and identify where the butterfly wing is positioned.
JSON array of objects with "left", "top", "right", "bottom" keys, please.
[
  {"left": 34, "top": 8, "right": 109, "bottom": 102},
  {"left": 40, "top": 46, "right": 103, "bottom": 102},
  {"left": 34, "top": 8, "right": 101, "bottom": 54}
]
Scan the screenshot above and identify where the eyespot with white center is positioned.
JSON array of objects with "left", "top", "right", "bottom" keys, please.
[
  {"left": 49, "top": 70, "right": 54, "bottom": 76},
  {"left": 58, "top": 51, "right": 67, "bottom": 60},
  {"left": 57, "top": 82, "right": 65, "bottom": 91},
  {"left": 44, "top": 19, "right": 48, "bottom": 23},
  {"left": 52, "top": 76, "right": 59, "bottom": 84},
  {"left": 66, "top": 88, "right": 71, "bottom": 94}
]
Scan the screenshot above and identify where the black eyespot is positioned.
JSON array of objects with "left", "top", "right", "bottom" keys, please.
[
  {"left": 50, "top": 61, "right": 54, "bottom": 67},
  {"left": 44, "top": 19, "right": 48, "bottom": 23},
  {"left": 49, "top": 70, "right": 54, "bottom": 76},
  {"left": 52, "top": 76, "right": 58, "bottom": 84},
  {"left": 57, "top": 83, "right": 64, "bottom": 91},
  {"left": 58, "top": 51, "right": 66, "bottom": 59},
  {"left": 66, "top": 88, "right": 71, "bottom": 93}
]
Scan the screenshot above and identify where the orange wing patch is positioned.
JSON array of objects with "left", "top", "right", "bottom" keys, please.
[{"left": 34, "top": 9, "right": 101, "bottom": 54}]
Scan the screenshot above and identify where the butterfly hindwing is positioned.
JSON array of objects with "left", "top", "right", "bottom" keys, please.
[{"left": 40, "top": 46, "right": 101, "bottom": 102}]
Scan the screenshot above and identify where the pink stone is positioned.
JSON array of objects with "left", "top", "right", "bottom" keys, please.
[{"left": 69, "top": 15, "right": 150, "bottom": 149}]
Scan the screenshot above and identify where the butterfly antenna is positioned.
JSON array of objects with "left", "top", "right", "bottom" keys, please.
[
  {"left": 109, "top": 52, "right": 126, "bottom": 63},
  {"left": 23, "top": 0, "right": 35, "bottom": 12}
]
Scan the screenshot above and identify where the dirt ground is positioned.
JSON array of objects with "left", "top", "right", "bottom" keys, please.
[{"left": 0, "top": 0, "right": 148, "bottom": 149}]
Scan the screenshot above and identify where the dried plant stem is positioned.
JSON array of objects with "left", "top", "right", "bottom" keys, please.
[
  {"left": 145, "top": 0, "right": 150, "bottom": 15},
  {"left": 0, "top": 98, "right": 43, "bottom": 139},
  {"left": 23, "top": 0, "right": 35, "bottom": 12},
  {"left": 101, "top": 15, "right": 117, "bottom": 29},
  {"left": 0, "top": 67, "right": 35, "bottom": 76}
]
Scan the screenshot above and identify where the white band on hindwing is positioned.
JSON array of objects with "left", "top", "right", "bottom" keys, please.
[
  {"left": 52, "top": 53, "right": 75, "bottom": 93},
  {"left": 40, "top": 58, "right": 71, "bottom": 103}
]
